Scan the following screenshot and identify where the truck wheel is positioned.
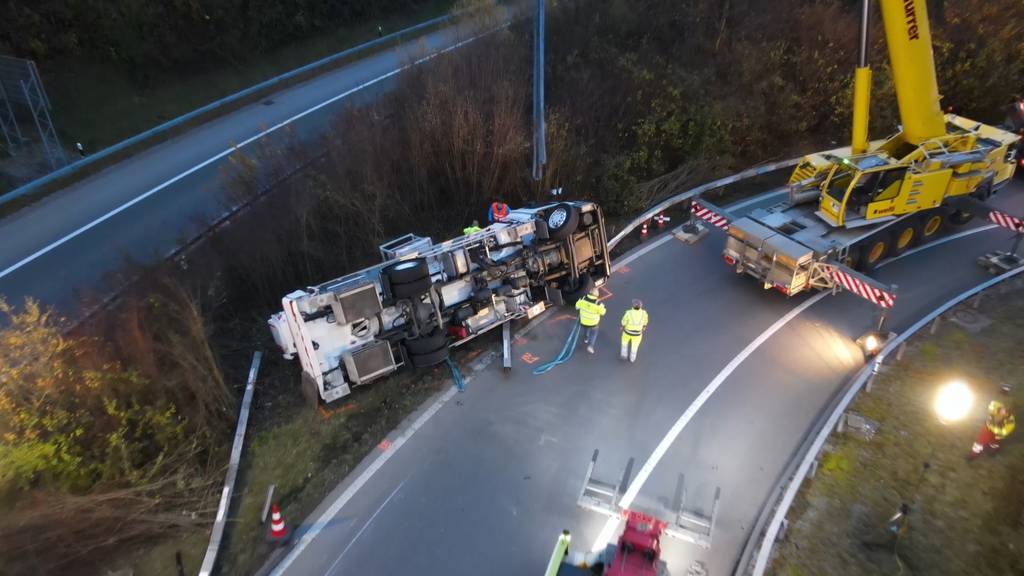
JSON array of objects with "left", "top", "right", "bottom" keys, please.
[
  {"left": 859, "top": 237, "right": 890, "bottom": 270},
  {"left": 545, "top": 203, "right": 580, "bottom": 241},
  {"left": 409, "top": 345, "right": 449, "bottom": 368},
  {"left": 405, "top": 326, "right": 447, "bottom": 354},
  {"left": 949, "top": 209, "right": 975, "bottom": 225},
  {"left": 919, "top": 211, "right": 945, "bottom": 243},
  {"left": 391, "top": 276, "right": 432, "bottom": 300},
  {"left": 300, "top": 373, "right": 321, "bottom": 409},
  {"left": 561, "top": 273, "right": 594, "bottom": 305},
  {"left": 890, "top": 221, "right": 920, "bottom": 255},
  {"left": 841, "top": 247, "right": 861, "bottom": 270},
  {"left": 385, "top": 258, "right": 429, "bottom": 284}
]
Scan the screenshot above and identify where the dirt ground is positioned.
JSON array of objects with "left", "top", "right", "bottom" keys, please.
[{"left": 771, "top": 279, "right": 1024, "bottom": 576}]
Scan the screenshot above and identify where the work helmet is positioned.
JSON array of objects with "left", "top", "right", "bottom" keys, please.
[
  {"left": 632, "top": 298, "right": 642, "bottom": 309},
  {"left": 989, "top": 400, "right": 1007, "bottom": 414}
]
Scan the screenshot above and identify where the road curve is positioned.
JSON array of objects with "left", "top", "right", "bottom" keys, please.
[
  {"left": 270, "top": 181, "right": 1024, "bottom": 576},
  {"left": 0, "top": 20, "right": 486, "bottom": 312}
]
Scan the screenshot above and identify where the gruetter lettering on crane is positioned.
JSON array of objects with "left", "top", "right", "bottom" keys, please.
[{"left": 903, "top": 0, "right": 919, "bottom": 40}]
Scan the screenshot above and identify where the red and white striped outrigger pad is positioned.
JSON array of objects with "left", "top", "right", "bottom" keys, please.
[
  {"left": 691, "top": 201, "right": 729, "bottom": 230},
  {"left": 829, "top": 266, "right": 896, "bottom": 309},
  {"left": 988, "top": 210, "right": 1024, "bottom": 233}
]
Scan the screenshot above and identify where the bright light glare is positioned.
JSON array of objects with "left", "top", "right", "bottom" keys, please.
[
  {"left": 934, "top": 380, "right": 973, "bottom": 423},
  {"left": 865, "top": 334, "right": 879, "bottom": 352}
]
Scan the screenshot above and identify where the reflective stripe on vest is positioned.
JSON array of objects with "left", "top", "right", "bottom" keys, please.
[
  {"left": 622, "top": 309, "right": 648, "bottom": 335},
  {"left": 492, "top": 202, "right": 510, "bottom": 220},
  {"left": 576, "top": 298, "right": 604, "bottom": 326}
]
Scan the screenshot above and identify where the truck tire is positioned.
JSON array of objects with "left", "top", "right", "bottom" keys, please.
[
  {"left": 949, "top": 209, "right": 975, "bottom": 226},
  {"left": 561, "top": 273, "right": 595, "bottom": 305},
  {"left": 300, "top": 373, "right": 321, "bottom": 409},
  {"left": 409, "top": 346, "right": 449, "bottom": 368},
  {"left": 384, "top": 258, "right": 429, "bottom": 284},
  {"left": 918, "top": 211, "right": 946, "bottom": 243},
  {"left": 405, "top": 326, "right": 448, "bottom": 354},
  {"left": 859, "top": 236, "right": 890, "bottom": 270},
  {"left": 545, "top": 203, "right": 580, "bottom": 241},
  {"left": 890, "top": 221, "right": 921, "bottom": 255},
  {"left": 391, "top": 276, "right": 432, "bottom": 300}
]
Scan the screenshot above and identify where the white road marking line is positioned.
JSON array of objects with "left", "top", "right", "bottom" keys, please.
[
  {"left": 325, "top": 478, "right": 407, "bottom": 576},
  {"left": 270, "top": 386, "right": 458, "bottom": 576},
  {"left": 590, "top": 291, "right": 829, "bottom": 551},
  {"left": 591, "top": 220, "right": 1005, "bottom": 551},
  {"left": 612, "top": 233, "right": 677, "bottom": 272},
  {"left": 881, "top": 224, "right": 996, "bottom": 267},
  {"left": 0, "top": 31, "right": 490, "bottom": 280}
]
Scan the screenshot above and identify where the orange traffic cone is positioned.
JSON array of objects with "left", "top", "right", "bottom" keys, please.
[{"left": 267, "top": 503, "right": 290, "bottom": 543}]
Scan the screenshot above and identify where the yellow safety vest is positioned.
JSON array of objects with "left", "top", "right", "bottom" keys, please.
[
  {"left": 621, "top": 308, "right": 649, "bottom": 336},
  {"left": 988, "top": 414, "right": 1016, "bottom": 439},
  {"left": 464, "top": 225, "right": 482, "bottom": 235},
  {"left": 576, "top": 297, "right": 606, "bottom": 326}
]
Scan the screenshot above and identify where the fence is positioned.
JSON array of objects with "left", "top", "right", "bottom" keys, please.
[{"left": 747, "top": 262, "right": 1024, "bottom": 575}]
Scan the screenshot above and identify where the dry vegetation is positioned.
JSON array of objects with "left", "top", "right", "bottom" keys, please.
[{"left": 1, "top": 1, "right": 1023, "bottom": 574}]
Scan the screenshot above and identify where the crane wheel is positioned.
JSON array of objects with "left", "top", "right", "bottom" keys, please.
[
  {"left": 890, "top": 222, "right": 920, "bottom": 255},
  {"left": 859, "top": 237, "right": 890, "bottom": 270},
  {"left": 919, "top": 211, "right": 945, "bottom": 242}
]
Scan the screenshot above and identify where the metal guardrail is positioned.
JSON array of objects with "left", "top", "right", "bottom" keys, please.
[
  {"left": 199, "top": 351, "right": 263, "bottom": 576},
  {"left": 0, "top": 12, "right": 459, "bottom": 208},
  {"left": 749, "top": 263, "right": 1024, "bottom": 575},
  {"left": 607, "top": 158, "right": 800, "bottom": 251}
]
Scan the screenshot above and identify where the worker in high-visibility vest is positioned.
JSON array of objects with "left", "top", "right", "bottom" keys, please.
[
  {"left": 463, "top": 220, "right": 482, "bottom": 235},
  {"left": 575, "top": 288, "right": 606, "bottom": 354},
  {"left": 620, "top": 299, "right": 649, "bottom": 363},
  {"left": 488, "top": 201, "right": 511, "bottom": 223},
  {"left": 969, "top": 400, "right": 1016, "bottom": 460}
]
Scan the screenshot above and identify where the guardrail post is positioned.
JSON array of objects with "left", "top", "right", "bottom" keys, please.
[
  {"left": 808, "top": 459, "right": 819, "bottom": 479},
  {"left": 895, "top": 342, "right": 906, "bottom": 362},
  {"left": 777, "top": 518, "right": 789, "bottom": 542},
  {"left": 836, "top": 413, "right": 847, "bottom": 434},
  {"left": 972, "top": 293, "right": 983, "bottom": 309},
  {"left": 929, "top": 316, "right": 941, "bottom": 335}
]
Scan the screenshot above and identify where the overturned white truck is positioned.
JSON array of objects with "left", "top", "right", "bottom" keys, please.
[{"left": 269, "top": 201, "right": 611, "bottom": 402}]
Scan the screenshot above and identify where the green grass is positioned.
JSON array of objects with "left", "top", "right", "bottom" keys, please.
[
  {"left": 44, "top": 1, "right": 455, "bottom": 154},
  {"left": 771, "top": 281, "right": 1024, "bottom": 575}
]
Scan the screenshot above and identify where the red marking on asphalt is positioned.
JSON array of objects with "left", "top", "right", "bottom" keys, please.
[
  {"left": 378, "top": 439, "right": 393, "bottom": 451},
  {"left": 552, "top": 314, "right": 576, "bottom": 323},
  {"left": 465, "top": 349, "right": 481, "bottom": 361},
  {"left": 521, "top": 352, "right": 540, "bottom": 364},
  {"left": 616, "top": 265, "right": 631, "bottom": 274},
  {"left": 597, "top": 286, "right": 614, "bottom": 302},
  {"left": 514, "top": 336, "right": 527, "bottom": 345}
]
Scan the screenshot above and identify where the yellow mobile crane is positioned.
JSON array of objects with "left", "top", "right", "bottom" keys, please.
[{"left": 721, "top": 0, "right": 1020, "bottom": 292}]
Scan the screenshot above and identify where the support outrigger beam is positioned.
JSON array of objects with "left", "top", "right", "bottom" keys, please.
[{"left": 577, "top": 449, "right": 720, "bottom": 549}]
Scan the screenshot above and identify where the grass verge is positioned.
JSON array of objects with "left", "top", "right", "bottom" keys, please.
[{"left": 770, "top": 280, "right": 1024, "bottom": 576}]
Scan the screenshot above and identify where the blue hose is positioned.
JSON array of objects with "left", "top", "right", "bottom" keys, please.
[
  {"left": 532, "top": 321, "right": 582, "bottom": 375},
  {"left": 446, "top": 357, "right": 466, "bottom": 392}
]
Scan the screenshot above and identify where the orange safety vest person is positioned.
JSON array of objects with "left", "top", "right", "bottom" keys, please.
[
  {"left": 575, "top": 289, "right": 606, "bottom": 354},
  {"left": 489, "top": 201, "right": 510, "bottom": 223},
  {"left": 620, "top": 299, "right": 649, "bottom": 363},
  {"left": 970, "top": 400, "right": 1016, "bottom": 460}
]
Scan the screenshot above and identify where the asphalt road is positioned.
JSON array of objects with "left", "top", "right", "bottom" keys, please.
[
  {"left": 0, "top": 19, "right": 488, "bottom": 312},
  {"left": 271, "top": 181, "right": 1024, "bottom": 576}
]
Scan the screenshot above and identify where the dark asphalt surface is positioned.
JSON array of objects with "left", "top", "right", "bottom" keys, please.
[
  {"left": 271, "top": 182, "right": 1024, "bottom": 576},
  {"left": 0, "top": 21, "right": 483, "bottom": 312}
]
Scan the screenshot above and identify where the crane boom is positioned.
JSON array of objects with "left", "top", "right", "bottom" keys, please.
[{"left": 878, "top": 0, "right": 945, "bottom": 144}]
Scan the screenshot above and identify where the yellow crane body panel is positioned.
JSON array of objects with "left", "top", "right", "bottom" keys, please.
[{"left": 878, "top": 0, "right": 945, "bottom": 144}]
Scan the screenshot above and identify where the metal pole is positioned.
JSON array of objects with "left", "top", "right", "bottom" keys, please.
[
  {"left": 1010, "top": 232, "right": 1022, "bottom": 256},
  {"left": 532, "top": 0, "right": 546, "bottom": 181},
  {"left": 857, "top": 0, "right": 871, "bottom": 68}
]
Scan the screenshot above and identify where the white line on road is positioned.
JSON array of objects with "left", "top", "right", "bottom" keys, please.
[
  {"left": 270, "top": 386, "right": 458, "bottom": 576},
  {"left": 325, "top": 478, "right": 407, "bottom": 576},
  {"left": 0, "top": 31, "right": 490, "bottom": 281},
  {"left": 590, "top": 290, "right": 830, "bottom": 551},
  {"left": 590, "top": 219, "right": 1004, "bottom": 551}
]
